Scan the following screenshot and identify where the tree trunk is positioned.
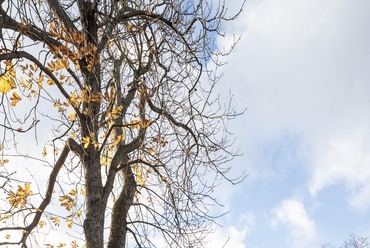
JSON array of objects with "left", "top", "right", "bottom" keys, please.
[
  {"left": 107, "top": 164, "right": 137, "bottom": 248},
  {"left": 83, "top": 151, "right": 106, "bottom": 248}
]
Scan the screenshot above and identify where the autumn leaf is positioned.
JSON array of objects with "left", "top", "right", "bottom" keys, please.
[
  {"left": 49, "top": 20, "right": 56, "bottom": 31},
  {"left": 82, "top": 136, "right": 90, "bottom": 148},
  {"left": 10, "top": 92, "right": 21, "bottom": 106},
  {"left": 47, "top": 78, "right": 55, "bottom": 85},
  {"left": 7, "top": 183, "right": 33, "bottom": 208},
  {"left": 24, "top": 183, "right": 32, "bottom": 196},
  {"left": 77, "top": 209, "right": 83, "bottom": 217},
  {"left": 0, "top": 76, "right": 12, "bottom": 93},
  {"left": 101, "top": 157, "right": 108, "bottom": 166},
  {"left": 140, "top": 119, "right": 151, "bottom": 128},
  {"left": 69, "top": 189, "right": 78, "bottom": 196},
  {"left": 66, "top": 218, "right": 73, "bottom": 228},
  {"left": 147, "top": 147, "right": 157, "bottom": 155},
  {"left": 51, "top": 216, "right": 60, "bottom": 226},
  {"left": 67, "top": 110, "right": 77, "bottom": 121},
  {"left": 59, "top": 194, "right": 75, "bottom": 211},
  {"left": 127, "top": 23, "right": 134, "bottom": 31},
  {"left": 42, "top": 147, "right": 47, "bottom": 157},
  {"left": 81, "top": 187, "right": 87, "bottom": 196},
  {"left": 38, "top": 221, "right": 46, "bottom": 228},
  {"left": 0, "top": 159, "right": 9, "bottom": 166},
  {"left": 69, "top": 92, "right": 79, "bottom": 106},
  {"left": 136, "top": 167, "right": 146, "bottom": 186},
  {"left": 71, "top": 240, "right": 79, "bottom": 248}
]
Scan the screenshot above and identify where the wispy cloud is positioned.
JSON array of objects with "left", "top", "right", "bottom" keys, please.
[{"left": 271, "top": 198, "right": 317, "bottom": 248}]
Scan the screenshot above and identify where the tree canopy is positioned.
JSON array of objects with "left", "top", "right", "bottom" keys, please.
[{"left": 0, "top": 0, "right": 244, "bottom": 247}]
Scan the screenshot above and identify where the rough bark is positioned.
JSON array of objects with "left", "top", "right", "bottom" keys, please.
[
  {"left": 82, "top": 150, "right": 105, "bottom": 248},
  {"left": 107, "top": 156, "right": 137, "bottom": 248}
]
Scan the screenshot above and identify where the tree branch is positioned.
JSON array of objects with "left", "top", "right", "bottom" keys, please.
[
  {"left": 0, "top": 138, "right": 79, "bottom": 247},
  {"left": 0, "top": 51, "right": 83, "bottom": 118},
  {"left": 46, "top": 0, "right": 78, "bottom": 32}
]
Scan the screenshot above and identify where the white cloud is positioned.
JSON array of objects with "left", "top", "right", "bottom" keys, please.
[
  {"left": 207, "top": 226, "right": 246, "bottom": 248},
  {"left": 205, "top": 225, "right": 246, "bottom": 248},
  {"left": 215, "top": 0, "right": 370, "bottom": 245},
  {"left": 221, "top": 0, "right": 370, "bottom": 212},
  {"left": 271, "top": 199, "right": 317, "bottom": 248},
  {"left": 205, "top": 212, "right": 255, "bottom": 248},
  {"left": 309, "top": 128, "right": 370, "bottom": 213}
]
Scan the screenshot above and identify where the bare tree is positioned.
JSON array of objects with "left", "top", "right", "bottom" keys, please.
[
  {"left": 0, "top": 0, "right": 245, "bottom": 247},
  {"left": 322, "top": 234, "right": 369, "bottom": 248}
]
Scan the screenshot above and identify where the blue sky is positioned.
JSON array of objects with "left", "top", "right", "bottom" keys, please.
[
  {"left": 1, "top": 1, "right": 369, "bottom": 247},
  {"left": 207, "top": 0, "right": 370, "bottom": 247}
]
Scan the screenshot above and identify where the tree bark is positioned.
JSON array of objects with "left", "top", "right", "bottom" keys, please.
[
  {"left": 83, "top": 150, "right": 106, "bottom": 248},
  {"left": 107, "top": 161, "right": 137, "bottom": 248}
]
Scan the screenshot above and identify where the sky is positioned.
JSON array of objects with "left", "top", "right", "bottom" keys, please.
[
  {"left": 208, "top": 0, "right": 370, "bottom": 247},
  {"left": 1, "top": 0, "right": 370, "bottom": 247}
]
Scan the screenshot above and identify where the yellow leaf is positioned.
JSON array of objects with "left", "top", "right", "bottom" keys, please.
[
  {"left": 6, "top": 183, "right": 32, "bottom": 208},
  {"left": 24, "top": 183, "right": 32, "bottom": 196},
  {"left": 36, "top": 74, "right": 44, "bottom": 88},
  {"left": 10, "top": 92, "right": 21, "bottom": 106},
  {"left": 47, "top": 79, "right": 55, "bottom": 85},
  {"left": 69, "top": 92, "right": 80, "bottom": 107},
  {"left": 77, "top": 209, "right": 83, "bottom": 217},
  {"left": 51, "top": 216, "right": 60, "bottom": 226},
  {"left": 71, "top": 240, "right": 79, "bottom": 248},
  {"left": 0, "top": 159, "right": 9, "bottom": 166},
  {"left": 136, "top": 167, "right": 146, "bottom": 186},
  {"left": 82, "top": 136, "right": 90, "bottom": 148},
  {"left": 5, "top": 234, "right": 10, "bottom": 239},
  {"left": 80, "top": 90, "right": 89, "bottom": 103},
  {"left": 59, "top": 195, "right": 69, "bottom": 202},
  {"left": 59, "top": 193, "right": 76, "bottom": 211},
  {"left": 69, "top": 189, "right": 78, "bottom": 196},
  {"left": 42, "top": 147, "right": 47, "bottom": 157},
  {"left": 39, "top": 221, "right": 46, "bottom": 228},
  {"left": 66, "top": 218, "right": 73, "bottom": 228},
  {"left": 140, "top": 119, "right": 151, "bottom": 128},
  {"left": 101, "top": 157, "right": 107, "bottom": 166},
  {"left": 0, "top": 76, "right": 12, "bottom": 93},
  {"left": 82, "top": 109, "right": 90, "bottom": 115},
  {"left": 81, "top": 187, "right": 86, "bottom": 196},
  {"left": 67, "top": 110, "right": 77, "bottom": 121}
]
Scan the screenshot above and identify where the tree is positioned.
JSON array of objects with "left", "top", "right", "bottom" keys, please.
[
  {"left": 322, "top": 234, "right": 369, "bottom": 248},
  {"left": 0, "top": 0, "right": 245, "bottom": 247}
]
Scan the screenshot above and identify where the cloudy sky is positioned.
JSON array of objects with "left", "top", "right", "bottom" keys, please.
[
  {"left": 210, "top": 0, "right": 370, "bottom": 247},
  {"left": 1, "top": 1, "right": 369, "bottom": 247}
]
